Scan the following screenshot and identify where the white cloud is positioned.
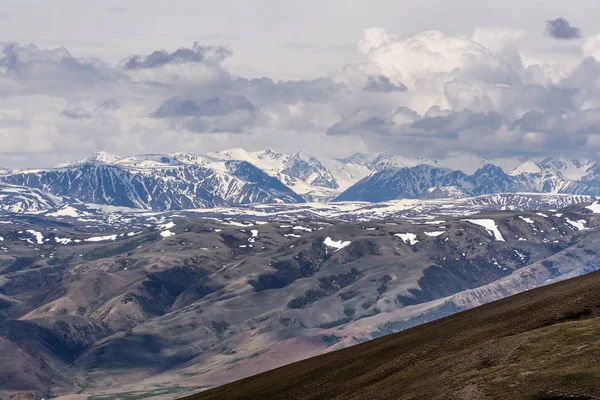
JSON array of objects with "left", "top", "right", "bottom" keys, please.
[
  {"left": 5, "top": 23, "right": 600, "bottom": 166},
  {"left": 583, "top": 33, "right": 600, "bottom": 61}
]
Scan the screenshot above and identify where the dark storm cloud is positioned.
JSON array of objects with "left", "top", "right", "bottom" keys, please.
[
  {"left": 546, "top": 18, "right": 581, "bottom": 40},
  {"left": 122, "top": 43, "right": 232, "bottom": 70},
  {"left": 152, "top": 95, "right": 256, "bottom": 118},
  {"left": 363, "top": 76, "right": 407, "bottom": 92}
]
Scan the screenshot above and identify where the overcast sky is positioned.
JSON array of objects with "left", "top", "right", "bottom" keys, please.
[{"left": 1, "top": 0, "right": 600, "bottom": 167}]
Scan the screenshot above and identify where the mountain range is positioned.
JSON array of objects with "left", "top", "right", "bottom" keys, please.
[{"left": 1, "top": 149, "right": 600, "bottom": 211}]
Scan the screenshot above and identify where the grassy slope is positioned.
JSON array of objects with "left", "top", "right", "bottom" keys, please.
[{"left": 183, "top": 269, "right": 600, "bottom": 400}]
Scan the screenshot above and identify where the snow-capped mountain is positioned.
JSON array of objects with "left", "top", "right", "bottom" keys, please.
[
  {"left": 420, "top": 186, "right": 469, "bottom": 199},
  {"left": 0, "top": 184, "right": 66, "bottom": 213},
  {"left": 334, "top": 158, "right": 600, "bottom": 202},
  {"left": 3, "top": 151, "right": 600, "bottom": 212},
  {"left": 210, "top": 149, "right": 353, "bottom": 201},
  {"left": 334, "top": 165, "right": 468, "bottom": 202},
  {"left": 2, "top": 157, "right": 304, "bottom": 211},
  {"left": 54, "top": 151, "right": 123, "bottom": 168}
]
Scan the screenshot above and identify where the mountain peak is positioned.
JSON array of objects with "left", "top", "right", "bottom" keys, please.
[
  {"left": 509, "top": 160, "right": 542, "bottom": 176},
  {"left": 54, "top": 151, "right": 122, "bottom": 168},
  {"left": 88, "top": 151, "right": 121, "bottom": 164}
]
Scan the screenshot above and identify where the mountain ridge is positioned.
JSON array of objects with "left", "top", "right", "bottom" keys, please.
[{"left": 3, "top": 150, "right": 600, "bottom": 211}]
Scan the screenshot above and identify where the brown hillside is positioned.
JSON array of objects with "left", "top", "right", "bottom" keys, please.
[{"left": 183, "top": 268, "right": 600, "bottom": 400}]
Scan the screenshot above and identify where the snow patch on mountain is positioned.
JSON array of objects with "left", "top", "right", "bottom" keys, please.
[
  {"left": 323, "top": 237, "right": 351, "bottom": 252},
  {"left": 586, "top": 201, "right": 600, "bottom": 213},
  {"left": 463, "top": 219, "right": 505, "bottom": 241},
  {"left": 424, "top": 231, "right": 445, "bottom": 237},
  {"left": 26, "top": 230, "right": 44, "bottom": 244},
  {"left": 395, "top": 233, "right": 419, "bottom": 245},
  {"left": 85, "top": 235, "right": 118, "bottom": 242}
]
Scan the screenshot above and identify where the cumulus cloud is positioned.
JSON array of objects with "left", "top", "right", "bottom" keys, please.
[
  {"left": 583, "top": 34, "right": 600, "bottom": 61},
  {"left": 323, "top": 26, "right": 600, "bottom": 159},
  {"left": 7, "top": 22, "right": 600, "bottom": 166},
  {"left": 546, "top": 18, "right": 581, "bottom": 40}
]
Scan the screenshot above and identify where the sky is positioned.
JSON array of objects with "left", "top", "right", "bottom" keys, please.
[{"left": 1, "top": 0, "right": 600, "bottom": 167}]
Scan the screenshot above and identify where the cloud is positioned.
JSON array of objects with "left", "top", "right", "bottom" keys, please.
[
  {"left": 238, "top": 77, "right": 346, "bottom": 103},
  {"left": 122, "top": 43, "right": 232, "bottom": 70},
  {"left": 62, "top": 99, "right": 121, "bottom": 120},
  {"left": 546, "top": 18, "right": 581, "bottom": 40},
  {"left": 0, "top": 43, "right": 122, "bottom": 95},
  {"left": 7, "top": 23, "right": 600, "bottom": 166},
  {"left": 107, "top": 7, "right": 128, "bottom": 14},
  {"left": 363, "top": 76, "right": 407, "bottom": 92},
  {"left": 152, "top": 95, "right": 256, "bottom": 118}
]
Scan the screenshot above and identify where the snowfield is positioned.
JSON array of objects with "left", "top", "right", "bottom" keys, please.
[
  {"left": 395, "top": 233, "right": 419, "bottom": 245},
  {"left": 462, "top": 219, "right": 505, "bottom": 241},
  {"left": 323, "top": 237, "right": 351, "bottom": 252}
]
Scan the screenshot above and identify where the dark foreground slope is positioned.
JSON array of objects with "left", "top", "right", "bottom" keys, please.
[{"left": 184, "top": 268, "right": 600, "bottom": 400}]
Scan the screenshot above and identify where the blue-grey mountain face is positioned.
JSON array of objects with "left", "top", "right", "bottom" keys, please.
[
  {"left": 333, "top": 162, "right": 600, "bottom": 202},
  {"left": 1, "top": 160, "right": 304, "bottom": 211},
  {"left": 466, "top": 164, "right": 517, "bottom": 194},
  {"left": 0, "top": 184, "right": 66, "bottom": 213},
  {"left": 4, "top": 152, "right": 600, "bottom": 212},
  {"left": 280, "top": 153, "right": 339, "bottom": 190},
  {"left": 334, "top": 165, "right": 468, "bottom": 202}
]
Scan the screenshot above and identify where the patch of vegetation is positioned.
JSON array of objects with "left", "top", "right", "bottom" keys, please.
[
  {"left": 287, "top": 289, "right": 326, "bottom": 309},
  {"left": 339, "top": 290, "right": 357, "bottom": 300},
  {"left": 318, "top": 317, "right": 352, "bottom": 329},
  {"left": 559, "top": 308, "right": 592, "bottom": 322},
  {"left": 584, "top": 249, "right": 597, "bottom": 256},
  {"left": 565, "top": 252, "right": 581, "bottom": 260},
  {"left": 396, "top": 257, "right": 510, "bottom": 307},
  {"left": 322, "top": 335, "right": 342, "bottom": 346},
  {"left": 287, "top": 269, "right": 363, "bottom": 309},
  {"left": 212, "top": 320, "right": 229, "bottom": 340},
  {"left": 357, "top": 308, "right": 380, "bottom": 320},
  {"left": 377, "top": 275, "right": 392, "bottom": 296},
  {"left": 249, "top": 254, "right": 322, "bottom": 292},
  {"left": 344, "top": 307, "right": 355, "bottom": 317},
  {"left": 362, "top": 300, "right": 374, "bottom": 309},
  {"left": 0, "top": 298, "right": 12, "bottom": 310},
  {"left": 318, "top": 269, "right": 364, "bottom": 292},
  {"left": 4, "top": 257, "right": 38, "bottom": 273}
]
